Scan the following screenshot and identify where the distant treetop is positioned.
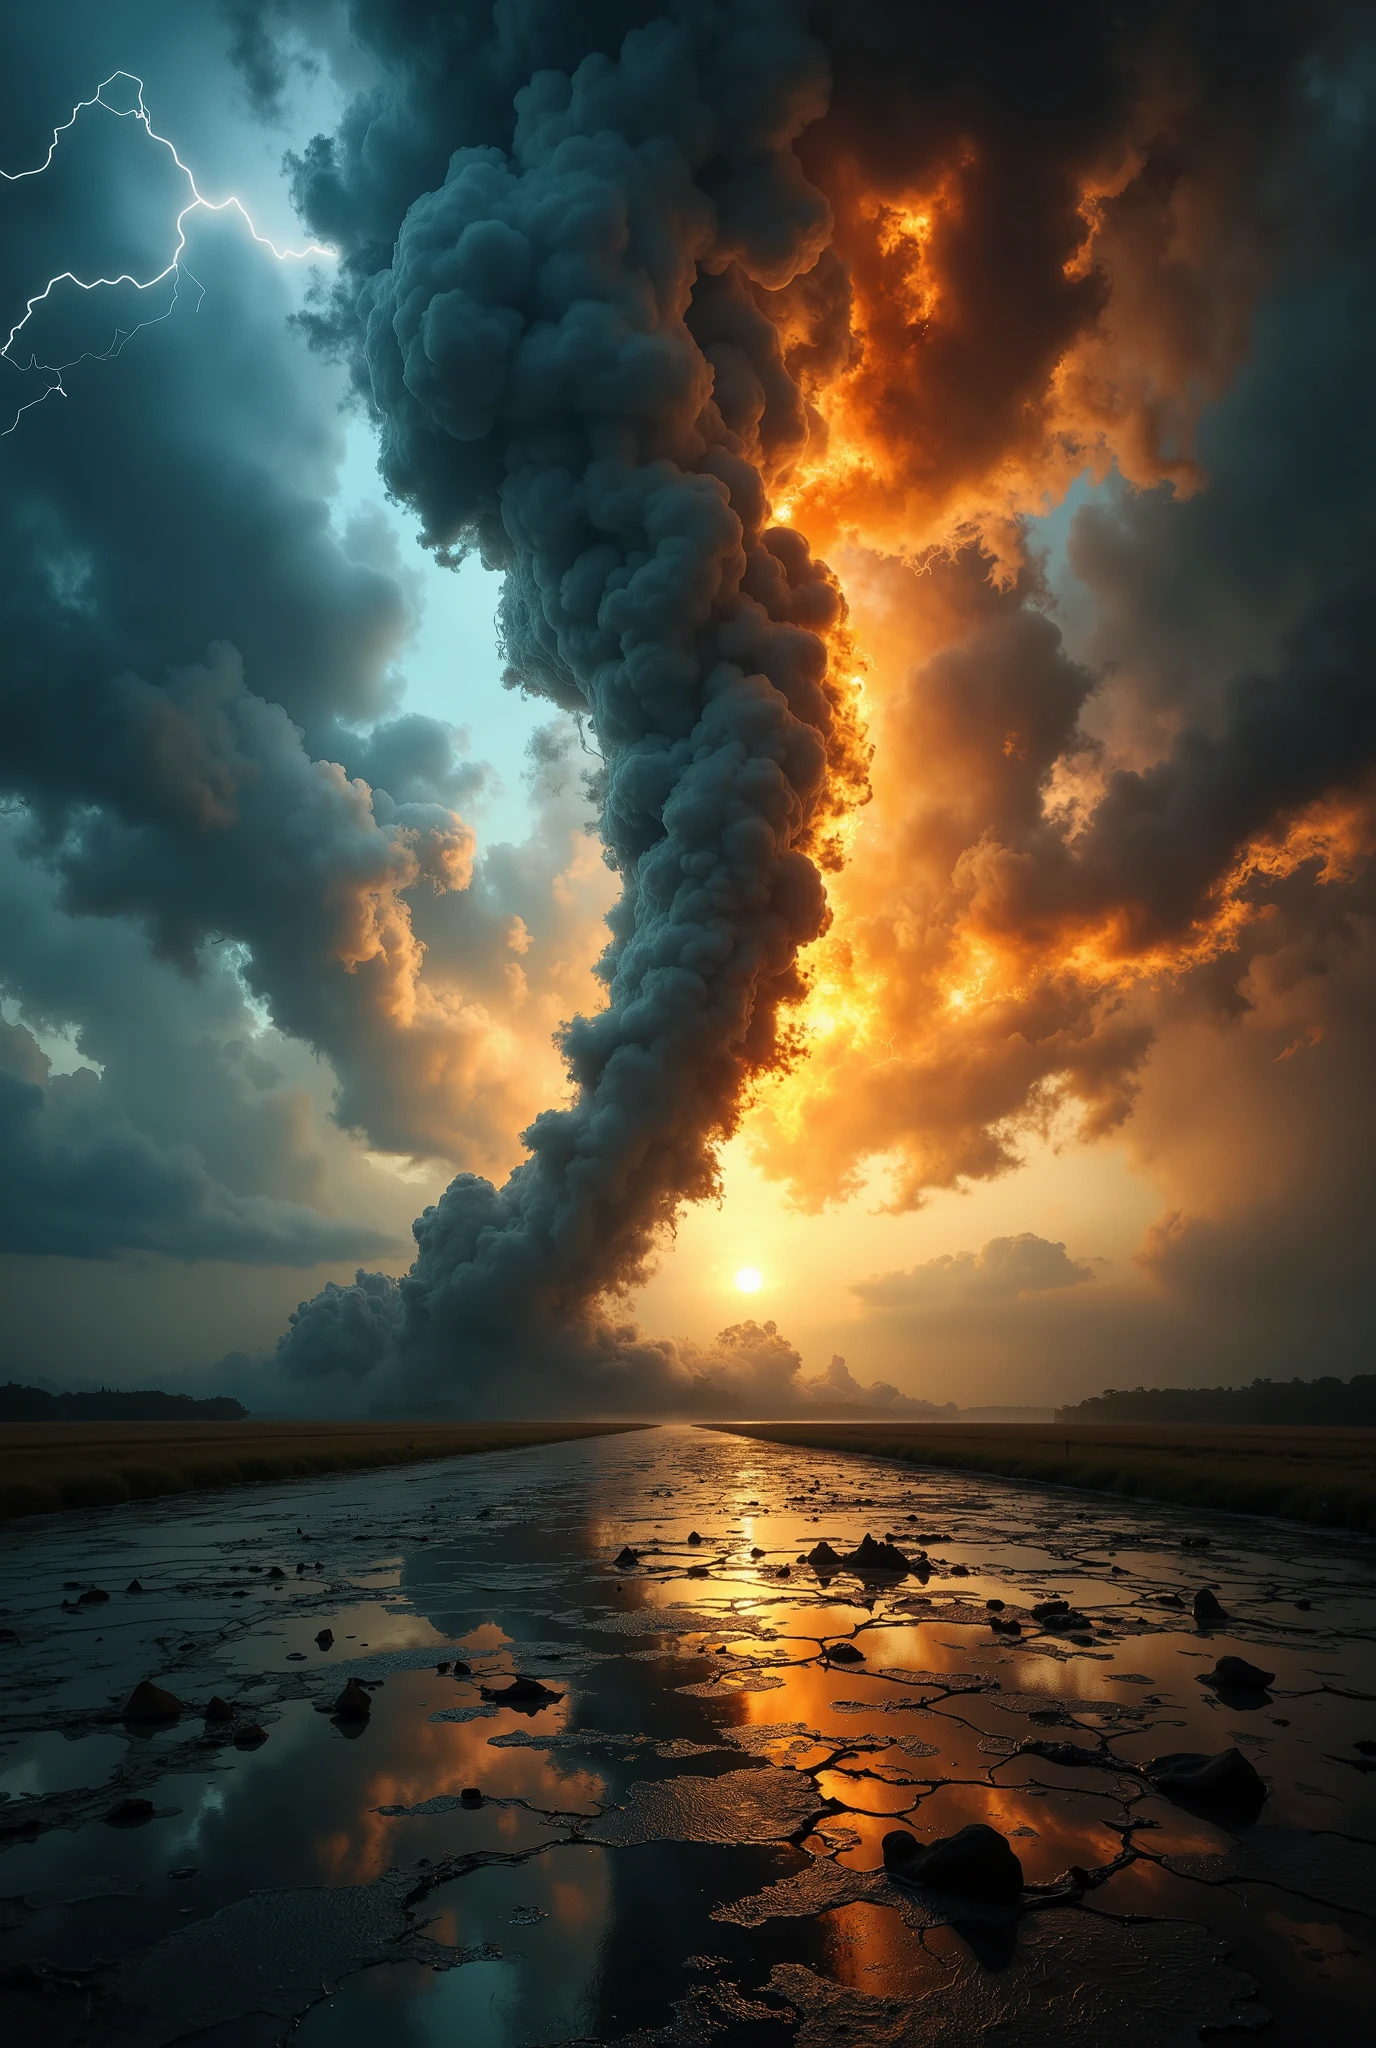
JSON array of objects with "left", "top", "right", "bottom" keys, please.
[
  {"left": 1056, "top": 1375, "right": 1376, "bottom": 1425},
  {"left": 0, "top": 1383, "right": 248, "bottom": 1422}
]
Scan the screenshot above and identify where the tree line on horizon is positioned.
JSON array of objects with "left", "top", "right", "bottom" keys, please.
[
  {"left": 0, "top": 1383, "right": 248, "bottom": 1423},
  {"left": 1056, "top": 1375, "right": 1376, "bottom": 1425}
]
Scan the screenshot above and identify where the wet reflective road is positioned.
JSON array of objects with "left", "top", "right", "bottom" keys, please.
[{"left": 1, "top": 1422, "right": 1374, "bottom": 2044}]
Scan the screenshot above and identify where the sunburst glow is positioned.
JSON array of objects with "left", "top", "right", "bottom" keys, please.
[{"left": 734, "top": 1266, "right": 763, "bottom": 1294}]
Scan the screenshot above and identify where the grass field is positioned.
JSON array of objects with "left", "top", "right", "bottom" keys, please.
[
  {"left": 0, "top": 1418, "right": 646, "bottom": 1522},
  {"left": 708, "top": 1420, "right": 1376, "bottom": 1532}
]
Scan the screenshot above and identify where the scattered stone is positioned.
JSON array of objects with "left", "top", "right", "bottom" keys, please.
[
  {"left": 204, "top": 1697, "right": 235, "bottom": 1722},
  {"left": 126, "top": 1579, "right": 144, "bottom": 1594},
  {"left": 1192, "top": 1589, "right": 1228, "bottom": 1624},
  {"left": 480, "top": 1676, "right": 563, "bottom": 1708},
  {"left": 460, "top": 1787, "right": 483, "bottom": 1807},
  {"left": 686, "top": 1563, "right": 710, "bottom": 1578},
  {"left": 105, "top": 1797, "right": 156, "bottom": 1827},
  {"left": 123, "top": 1679, "right": 184, "bottom": 1723},
  {"left": 750, "top": 1547, "right": 766, "bottom": 1559},
  {"left": 985, "top": 1598, "right": 1005, "bottom": 1610},
  {"left": 268, "top": 1567, "right": 286, "bottom": 1581},
  {"left": 615, "top": 1547, "right": 641, "bottom": 1566},
  {"left": 805, "top": 1541, "right": 845, "bottom": 1575},
  {"left": 168, "top": 1867, "right": 198, "bottom": 1880},
  {"left": 436, "top": 1661, "right": 451, "bottom": 1674},
  {"left": 1020, "top": 1739, "right": 1103, "bottom": 1768},
  {"left": 1180, "top": 1535, "right": 1211, "bottom": 1549},
  {"left": 1156, "top": 1593, "right": 1185, "bottom": 1608},
  {"left": 950, "top": 1564, "right": 970, "bottom": 1577},
  {"left": 315, "top": 1628, "right": 334, "bottom": 1649},
  {"left": 78, "top": 1587, "right": 110, "bottom": 1606},
  {"left": 1295, "top": 1598, "right": 1313, "bottom": 1611},
  {"left": 687, "top": 1531, "right": 703, "bottom": 1545},
  {"left": 826, "top": 1642, "right": 865, "bottom": 1664},
  {"left": 233, "top": 1725, "right": 268, "bottom": 1748},
  {"left": 991, "top": 1617, "right": 1023, "bottom": 1635},
  {"left": 1031, "top": 1599, "right": 1070, "bottom": 1620},
  {"left": 1201, "top": 1655, "right": 1275, "bottom": 1691},
  {"left": 452, "top": 1660, "right": 472, "bottom": 1677},
  {"left": 1146, "top": 1748, "right": 1266, "bottom": 1814},
  {"left": 881, "top": 1822, "right": 1023, "bottom": 1901},
  {"left": 332, "top": 1679, "right": 374, "bottom": 1721}
]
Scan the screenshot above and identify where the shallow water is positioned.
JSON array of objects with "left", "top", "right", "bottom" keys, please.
[{"left": 1, "top": 1422, "right": 1373, "bottom": 2045}]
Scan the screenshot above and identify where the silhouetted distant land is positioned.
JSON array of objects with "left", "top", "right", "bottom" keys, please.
[
  {"left": 0, "top": 1382, "right": 248, "bottom": 1422},
  {"left": 1058, "top": 1374, "right": 1376, "bottom": 1425}
]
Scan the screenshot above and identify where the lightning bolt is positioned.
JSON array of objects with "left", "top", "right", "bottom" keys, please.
[{"left": 1, "top": 71, "right": 335, "bottom": 435}]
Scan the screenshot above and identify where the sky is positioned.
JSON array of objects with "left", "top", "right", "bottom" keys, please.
[{"left": 1, "top": 1, "right": 1372, "bottom": 1417}]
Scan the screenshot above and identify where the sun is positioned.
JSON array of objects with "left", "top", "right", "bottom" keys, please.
[{"left": 734, "top": 1266, "right": 763, "bottom": 1293}]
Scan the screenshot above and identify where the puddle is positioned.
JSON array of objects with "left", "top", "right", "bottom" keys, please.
[{"left": 1, "top": 1423, "right": 1374, "bottom": 2043}]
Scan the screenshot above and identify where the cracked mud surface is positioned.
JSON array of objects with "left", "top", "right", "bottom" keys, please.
[{"left": 1, "top": 1423, "right": 1373, "bottom": 2044}]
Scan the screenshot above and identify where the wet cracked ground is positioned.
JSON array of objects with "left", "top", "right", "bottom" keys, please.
[{"left": 2, "top": 1425, "right": 1375, "bottom": 2046}]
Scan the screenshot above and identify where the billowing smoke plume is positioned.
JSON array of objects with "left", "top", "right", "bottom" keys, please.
[{"left": 277, "top": 3, "right": 867, "bottom": 1410}]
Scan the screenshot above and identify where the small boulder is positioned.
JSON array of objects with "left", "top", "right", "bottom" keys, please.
[
  {"left": 204, "top": 1696, "right": 236, "bottom": 1723},
  {"left": 1145, "top": 1748, "right": 1266, "bottom": 1814},
  {"left": 480, "top": 1675, "right": 563, "bottom": 1708},
  {"left": 452, "top": 1659, "right": 472, "bottom": 1677},
  {"left": 614, "top": 1547, "right": 641, "bottom": 1567},
  {"left": 268, "top": 1567, "right": 286, "bottom": 1581},
  {"left": 985, "top": 1598, "right": 1005, "bottom": 1611},
  {"left": 460, "top": 1786, "right": 483, "bottom": 1807},
  {"left": 233, "top": 1724, "right": 268, "bottom": 1748},
  {"left": 843, "top": 1534, "right": 911, "bottom": 1576},
  {"left": 315, "top": 1628, "right": 334, "bottom": 1650},
  {"left": 126, "top": 1579, "right": 144, "bottom": 1594},
  {"left": 750, "top": 1547, "right": 766, "bottom": 1560},
  {"left": 687, "top": 1531, "right": 703, "bottom": 1546},
  {"left": 78, "top": 1587, "right": 110, "bottom": 1606},
  {"left": 826, "top": 1641, "right": 865, "bottom": 1664},
  {"left": 1192, "top": 1588, "right": 1228, "bottom": 1625},
  {"left": 882, "top": 1822, "right": 1023, "bottom": 1901},
  {"left": 332, "top": 1678, "right": 373, "bottom": 1721},
  {"left": 1030, "top": 1599, "right": 1070, "bottom": 1621},
  {"left": 686, "top": 1563, "right": 710, "bottom": 1579},
  {"left": 805, "top": 1540, "right": 845, "bottom": 1575},
  {"left": 1202, "top": 1655, "right": 1275, "bottom": 1691},
  {"left": 123, "top": 1679, "right": 184, "bottom": 1723},
  {"left": 105, "top": 1797, "right": 156, "bottom": 1828},
  {"left": 436, "top": 1661, "right": 451, "bottom": 1675}
]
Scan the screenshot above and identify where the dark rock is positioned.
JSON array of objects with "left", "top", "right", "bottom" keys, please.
[
  {"left": 1355, "top": 1739, "right": 1376, "bottom": 1756},
  {"left": 123, "top": 1680, "right": 184, "bottom": 1723},
  {"left": 882, "top": 1822, "right": 1023, "bottom": 1901},
  {"left": 204, "top": 1697, "right": 235, "bottom": 1723},
  {"left": 1294, "top": 1598, "right": 1312, "bottom": 1611},
  {"left": 950, "top": 1564, "right": 970, "bottom": 1577},
  {"left": 1030, "top": 1599, "right": 1070, "bottom": 1620},
  {"left": 614, "top": 1547, "right": 641, "bottom": 1566},
  {"left": 476, "top": 1507, "right": 492, "bottom": 1519},
  {"left": 331, "top": 1679, "right": 373, "bottom": 1721},
  {"left": 1180, "top": 1535, "right": 1211, "bottom": 1549},
  {"left": 826, "top": 1642, "right": 865, "bottom": 1664},
  {"left": 686, "top": 1563, "right": 710, "bottom": 1578},
  {"left": 1202, "top": 1656, "right": 1275, "bottom": 1691},
  {"left": 78, "top": 1588, "right": 109, "bottom": 1606},
  {"left": 1156, "top": 1593, "right": 1185, "bottom": 1608},
  {"left": 991, "top": 1617, "right": 1022, "bottom": 1635},
  {"left": 805, "top": 1541, "right": 845, "bottom": 1575},
  {"left": 0, "top": 1626, "right": 17, "bottom": 1645},
  {"left": 686, "top": 1530, "right": 703, "bottom": 1545},
  {"left": 1145, "top": 1748, "right": 1266, "bottom": 1813},
  {"left": 267, "top": 1567, "right": 286, "bottom": 1581},
  {"left": 105, "top": 1797, "right": 156, "bottom": 1828},
  {"left": 750, "top": 1547, "right": 766, "bottom": 1559},
  {"left": 233, "top": 1725, "right": 268, "bottom": 1748},
  {"left": 452, "top": 1660, "right": 472, "bottom": 1677},
  {"left": 126, "top": 1579, "right": 144, "bottom": 1594},
  {"left": 985, "top": 1598, "right": 1005, "bottom": 1610},
  {"left": 480, "top": 1676, "right": 563, "bottom": 1708},
  {"left": 315, "top": 1628, "right": 334, "bottom": 1650},
  {"left": 460, "top": 1787, "right": 483, "bottom": 1807},
  {"left": 436, "top": 1661, "right": 451, "bottom": 1674},
  {"left": 1192, "top": 1588, "right": 1228, "bottom": 1624},
  {"left": 843, "top": 1533, "right": 911, "bottom": 1576}
]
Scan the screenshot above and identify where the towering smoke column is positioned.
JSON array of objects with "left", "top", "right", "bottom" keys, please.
[{"left": 279, "top": 5, "right": 866, "bottom": 1408}]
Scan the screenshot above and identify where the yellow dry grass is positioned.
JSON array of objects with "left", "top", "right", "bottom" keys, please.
[
  {"left": 708, "top": 1420, "right": 1376, "bottom": 1531},
  {"left": 0, "top": 1418, "right": 646, "bottom": 1521}
]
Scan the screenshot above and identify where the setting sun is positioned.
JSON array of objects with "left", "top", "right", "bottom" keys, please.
[{"left": 734, "top": 1266, "right": 763, "bottom": 1293}]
